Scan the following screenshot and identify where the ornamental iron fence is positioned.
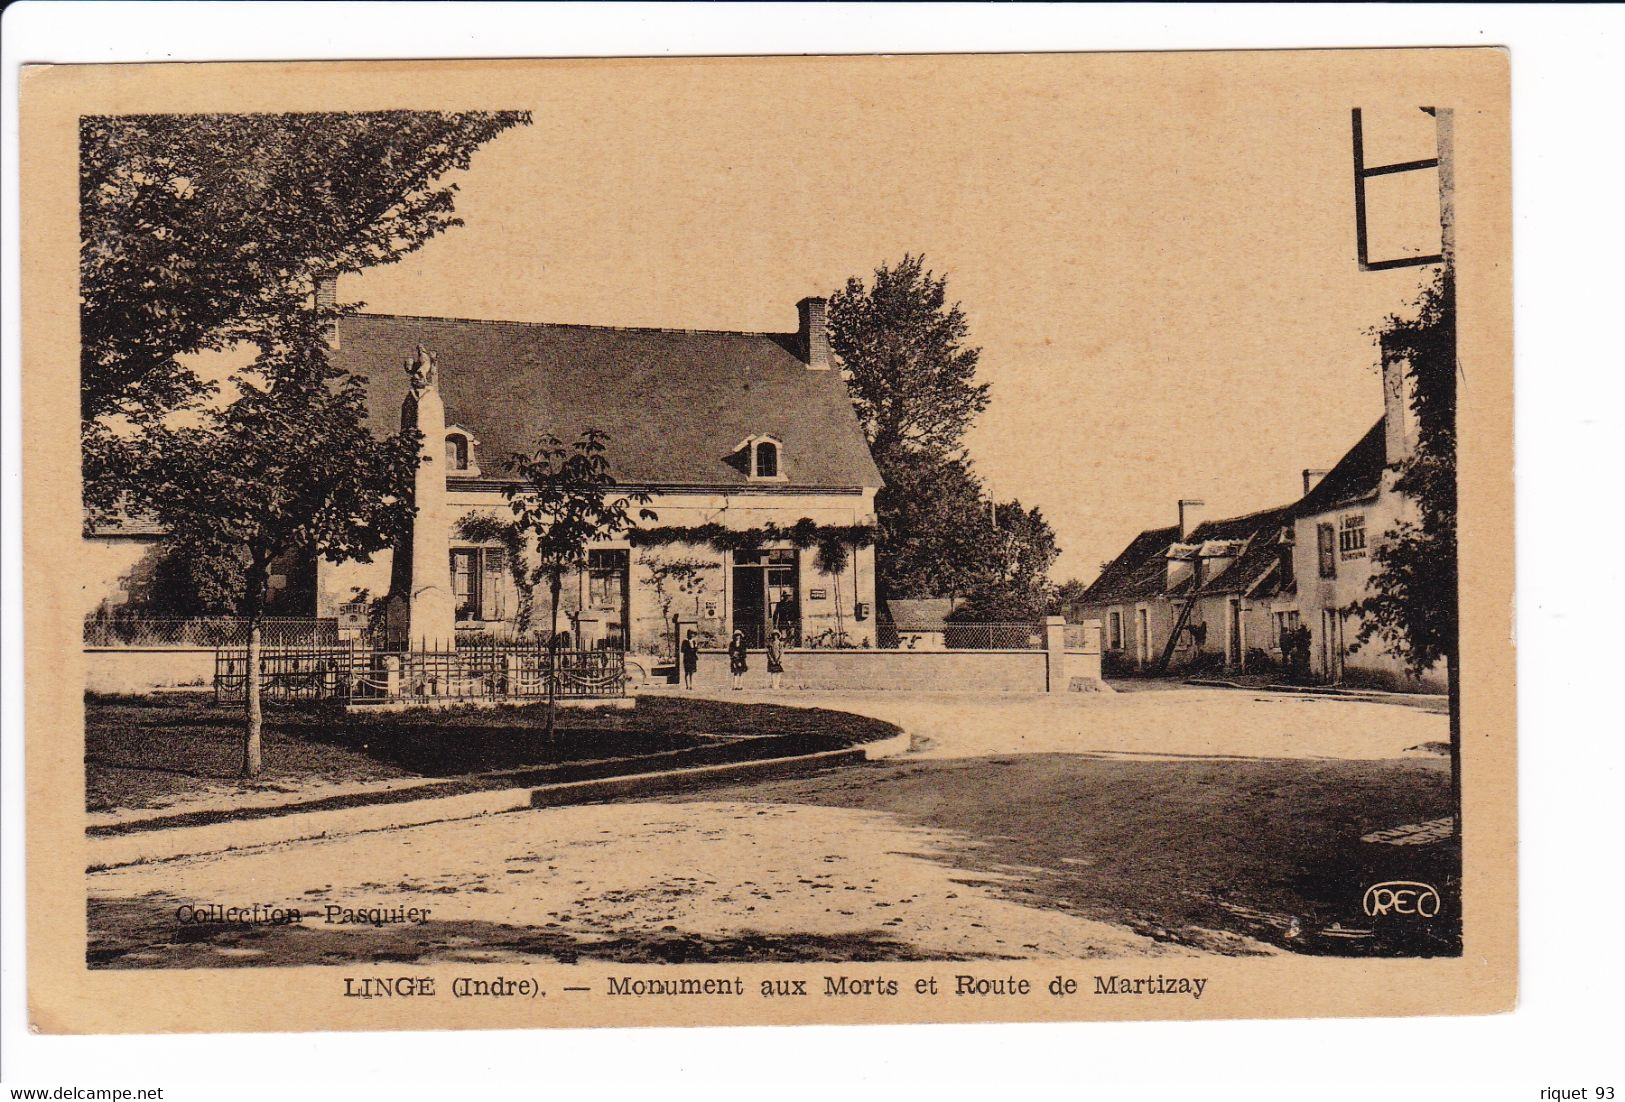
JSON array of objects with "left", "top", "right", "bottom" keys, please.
[{"left": 213, "top": 637, "right": 626, "bottom": 706}]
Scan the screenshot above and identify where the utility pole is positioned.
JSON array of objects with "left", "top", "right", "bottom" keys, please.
[{"left": 1351, "top": 106, "right": 1460, "bottom": 846}]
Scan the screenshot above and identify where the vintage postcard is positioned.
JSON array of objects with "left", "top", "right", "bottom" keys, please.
[{"left": 22, "top": 48, "right": 1513, "bottom": 1033}]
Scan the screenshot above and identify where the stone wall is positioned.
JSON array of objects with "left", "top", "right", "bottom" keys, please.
[{"left": 85, "top": 648, "right": 215, "bottom": 694}]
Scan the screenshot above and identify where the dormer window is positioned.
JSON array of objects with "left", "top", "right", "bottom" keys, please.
[
  {"left": 754, "top": 439, "right": 778, "bottom": 479},
  {"left": 444, "top": 427, "right": 480, "bottom": 477},
  {"left": 737, "top": 434, "right": 786, "bottom": 482}
]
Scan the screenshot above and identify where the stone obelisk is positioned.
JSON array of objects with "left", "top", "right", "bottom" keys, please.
[{"left": 386, "top": 345, "right": 457, "bottom": 650}]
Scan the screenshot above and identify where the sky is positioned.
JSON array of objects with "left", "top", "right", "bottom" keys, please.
[{"left": 343, "top": 54, "right": 1445, "bottom": 582}]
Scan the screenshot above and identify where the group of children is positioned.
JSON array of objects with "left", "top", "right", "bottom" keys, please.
[{"left": 679, "top": 629, "right": 786, "bottom": 691}]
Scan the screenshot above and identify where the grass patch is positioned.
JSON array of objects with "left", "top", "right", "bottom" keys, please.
[{"left": 86, "top": 692, "right": 899, "bottom": 814}]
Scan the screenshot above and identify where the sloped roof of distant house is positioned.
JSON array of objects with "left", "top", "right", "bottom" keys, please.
[
  {"left": 1295, "top": 418, "right": 1386, "bottom": 517},
  {"left": 83, "top": 502, "right": 166, "bottom": 538},
  {"left": 884, "top": 597, "right": 962, "bottom": 632},
  {"left": 1080, "top": 503, "right": 1297, "bottom": 606},
  {"left": 1078, "top": 414, "right": 1389, "bottom": 609},
  {"left": 1197, "top": 505, "right": 1297, "bottom": 598},
  {"left": 333, "top": 313, "right": 883, "bottom": 491}
]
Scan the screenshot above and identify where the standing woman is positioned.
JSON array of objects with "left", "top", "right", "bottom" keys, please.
[
  {"left": 766, "top": 629, "right": 785, "bottom": 691},
  {"left": 728, "top": 629, "right": 749, "bottom": 690},
  {"left": 680, "top": 629, "right": 699, "bottom": 690}
]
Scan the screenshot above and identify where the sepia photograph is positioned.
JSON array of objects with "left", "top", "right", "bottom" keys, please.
[{"left": 20, "top": 46, "right": 1514, "bottom": 1034}]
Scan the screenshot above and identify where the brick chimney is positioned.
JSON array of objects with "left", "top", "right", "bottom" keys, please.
[
  {"left": 1380, "top": 331, "right": 1417, "bottom": 466},
  {"left": 1178, "top": 498, "right": 1206, "bottom": 540},
  {"left": 797, "top": 297, "right": 831, "bottom": 370},
  {"left": 1302, "top": 469, "right": 1330, "bottom": 495},
  {"left": 314, "top": 273, "right": 339, "bottom": 348}
]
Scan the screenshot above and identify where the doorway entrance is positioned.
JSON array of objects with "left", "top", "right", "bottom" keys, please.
[
  {"left": 732, "top": 549, "right": 799, "bottom": 647},
  {"left": 1320, "top": 609, "right": 1345, "bottom": 683}
]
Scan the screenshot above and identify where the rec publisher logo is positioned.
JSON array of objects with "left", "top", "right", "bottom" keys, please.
[{"left": 1362, "top": 881, "right": 1442, "bottom": 918}]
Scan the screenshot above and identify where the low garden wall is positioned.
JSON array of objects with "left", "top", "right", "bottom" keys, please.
[
  {"left": 84, "top": 617, "right": 1105, "bottom": 696},
  {"left": 85, "top": 647, "right": 215, "bottom": 694},
  {"left": 688, "top": 642, "right": 1100, "bottom": 694}
]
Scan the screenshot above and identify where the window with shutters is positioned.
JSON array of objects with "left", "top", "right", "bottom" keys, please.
[
  {"left": 452, "top": 549, "right": 480, "bottom": 622},
  {"left": 1317, "top": 523, "right": 1337, "bottom": 578},
  {"left": 451, "top": 547, "right": 507, "bottom": 622}
]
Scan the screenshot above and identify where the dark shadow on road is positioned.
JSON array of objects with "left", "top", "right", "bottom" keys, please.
[
  {"left": 88, "top": 896, "right": 965, "bottom": 968},
  {"left": 668, "top": 752, "right": 1462, "bottom": 958}
]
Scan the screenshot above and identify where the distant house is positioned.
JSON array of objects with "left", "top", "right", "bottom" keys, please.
[
  {"left": 84, "top": 284, "right": 886, "bottom": 656},
  {"left": 1071, "top": 334, "right": 1444, "bottom": 692},
  {"left": 1070, "top": 499, "right": 1296, "bottom": 673},
  {"left": 882, "top": 597, "right": 962, "bottom": 650}
]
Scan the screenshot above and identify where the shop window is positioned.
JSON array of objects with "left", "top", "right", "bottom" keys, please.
[{"left": 1338, "top": 513, "right": 1367, "bottom": 558}]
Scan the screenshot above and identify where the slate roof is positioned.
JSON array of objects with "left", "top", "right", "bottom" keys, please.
[
  {"left": 83, "top": 502, "right": 166, "bottom": 538},
  {"left": 333, "top": 313, "right": 883, "bottom": 491},
  {"left": 884, "top": 598, "right": 962, "bottom": 631},
  {"left": 1198, "top": 505, "right": 1296, "bottom": 597},
  {"left": 1080, "top": 504, "right": 1295, "bottom": 606},
  {"left": 1079, "top": 524, "right": 1179, "bottom": 605},
  {"left": 1295, "top": 418, "right": 1385, "bottom": 517},
  {"left": 1078, "top": 415, "right": 1390, "bottom": 609}
]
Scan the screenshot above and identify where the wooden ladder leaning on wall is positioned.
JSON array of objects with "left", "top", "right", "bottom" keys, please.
[{"left": 1150, "top": 557, "right": 1202, "bottom": 676}]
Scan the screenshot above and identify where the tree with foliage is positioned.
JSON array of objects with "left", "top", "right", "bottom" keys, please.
[
  {"left": 1049, "top": 578, "right": 1092, "bottom": 618},
  {"left": 870, "top": 447, "right": 999, "bottom": 601},
  {"left": 81, "top": 110, "right": 528, "bottom": 774},
  {"left": 828, "top": 254, "right": 990, "bottom": 462},
  {"left": 948, "top": 500, "right": 1061, "bottom": 622},
  {"left": 1351, "top": 269, "right": 1456, "bottom": 676},
  {"left": 829, "top": 256, "right": 1061, "bottom": 614},
  {"left": 1351, "top": 268, "right": 1458, "bottom": 824},
  {"left": 138, "top": 310, "right": 419, "bottom": 776},
  {"left": 80, "top": 109, "right": 531, "bottom": 519},
  {"left": 505, "top": 430, "right": 655, "bottom": 742}
]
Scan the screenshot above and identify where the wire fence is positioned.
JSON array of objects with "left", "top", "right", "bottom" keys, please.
[
  {"left": 212, "top": 637, "right": 626, "bottom": 706},
  {"left": 876, "top": 621, "right": 1045, "bottom": 650},
  {"left": 85, "top": 616, "right": 338, "bottom": 648}
]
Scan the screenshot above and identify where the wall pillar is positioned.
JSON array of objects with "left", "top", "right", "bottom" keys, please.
[{"left": 1043, "top": 614, "right": 1067, "bottom": 693}]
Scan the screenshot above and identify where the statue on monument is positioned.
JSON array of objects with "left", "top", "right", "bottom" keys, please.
[{"left": 406, "top": 344, "right": 438, "bottom": 392}]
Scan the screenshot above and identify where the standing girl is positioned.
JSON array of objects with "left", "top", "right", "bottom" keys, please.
[
  {"left": 680, "top": 630, "right": 699, "bottom": 690},
  {"left": 728, "top": 629, "right": 749, "bottom": 690},
  {"left": 766, "top": 629, "right": 785, "bottom": 690}
]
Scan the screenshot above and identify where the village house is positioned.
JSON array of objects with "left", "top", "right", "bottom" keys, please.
[
  {"left": 85, "top": 282, "right": 884, "bottom": 661},
  {"left": 1069, "top": 498, "right": 1297, "bottom": 675},
  {"left": 1071, "top": 333, "right": 1443, "bottom": 692}
]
